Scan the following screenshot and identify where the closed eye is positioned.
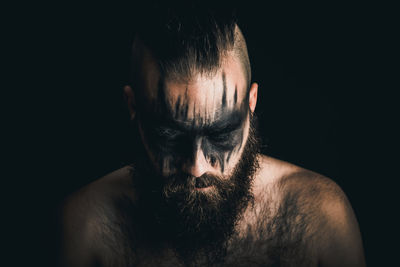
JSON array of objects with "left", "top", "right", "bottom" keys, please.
[
  {"left": 207, "top": 136, "right": 237, "bottom": 150},
  {"left": 154, "top": 127, "right": 183, "bottom": 140},
  {"left": 209, "top": 133, "right": 231, "bottom": 143},
  {"left": 208, "top": 127, "right": 242, "bottom": 143}
]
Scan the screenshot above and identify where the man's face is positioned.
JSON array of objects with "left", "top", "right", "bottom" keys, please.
[{"left": 135, "top": 49, "right": 254, "bottom": 185}]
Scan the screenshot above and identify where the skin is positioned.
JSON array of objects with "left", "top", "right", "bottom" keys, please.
[
  {"left": 58, "top": 38, "right": 366, "bottom": 266},
  {"left": 136, "top": 71, "right": 250, "bottom": 176},
  {"left": 126, "top": 42, "right": 256, "bottom": 182}
]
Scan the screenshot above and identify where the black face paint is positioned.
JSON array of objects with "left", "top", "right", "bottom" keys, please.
[
  {"left": 137, "top": 72, "right": 249, "bottom": 175},
  {"left": 222, "top": 71, "right": 227, "bottom": 108},
  {"left": 234, "top": 85, "right": 238, "bottom": 104},
  {"left": 199, "top": 112, "right": 245, "bottom": 172}
]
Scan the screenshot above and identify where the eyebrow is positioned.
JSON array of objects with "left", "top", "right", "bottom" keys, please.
[
  {"left": 203, "top": 115, "right": 244, "bottom": 135},
  {"left": 153, "top": 109, "right": 246, "bottom": 137}
]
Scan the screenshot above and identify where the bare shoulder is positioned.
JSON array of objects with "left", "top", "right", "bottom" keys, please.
[
  {"left": 59, "top": 166, "right": 135, "bottom": 267},
  {"left": 256, "top": 154, "right": 356, "bottom": 210},
  {"left": 256, "top": 154, "right": 366, "bottom": 267},
  {"left": 61, "top": 165, "right": 135, "bottom": 223}
]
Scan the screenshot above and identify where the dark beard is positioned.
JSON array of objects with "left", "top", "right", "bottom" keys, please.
[{"left": 131, "top": 114, "right": 261, "bottom": 266}]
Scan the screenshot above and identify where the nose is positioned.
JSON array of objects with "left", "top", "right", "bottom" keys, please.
[{"left": 182, "top": 145, "right": 210, "bottom": 177}]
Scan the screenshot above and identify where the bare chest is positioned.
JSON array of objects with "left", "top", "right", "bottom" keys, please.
[
  {"left": 128, "top": 223, "right": 316, "bottom": 266},
  {"left": 102, "top": 197, "right": 318, "bottom": 267}
]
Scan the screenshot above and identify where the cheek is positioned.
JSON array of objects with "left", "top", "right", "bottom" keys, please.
[
  {"left": 158, "top": 155, "right": 175, "bottom": 176},
  {"left": 147, "top": 150, "right": 178, "bottom": 177},
  {"left": 221, "top": 146, "right": 242, "bottom": 175},
  {"left": 201, "top": 138, "right": 244, "bottom": 174},
  {"left": 138, "top": 123, "right": 176, "bottom": 174},
  {"left": 221, "top": 125, "right": 251, "bottom": 175}
]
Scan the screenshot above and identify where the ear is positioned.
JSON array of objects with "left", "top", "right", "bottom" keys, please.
[
  {"left": 123, "top": 85, "right": 136, "bottom": 120},
  {"left": 249, "top": 82, "right": 258, "bottom": 113}
]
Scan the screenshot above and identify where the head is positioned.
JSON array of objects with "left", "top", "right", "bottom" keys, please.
[{"left": 124, "top": 2, "right": 260, "bottom": 264}]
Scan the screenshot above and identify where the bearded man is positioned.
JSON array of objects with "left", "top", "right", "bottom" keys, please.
[{"left": 59, "top": 3, "right": 365, "bottom": 267}]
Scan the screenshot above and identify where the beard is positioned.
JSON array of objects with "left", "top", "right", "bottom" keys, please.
[{"left": 132, "top": 113, "right": 261, "bottom": 266}]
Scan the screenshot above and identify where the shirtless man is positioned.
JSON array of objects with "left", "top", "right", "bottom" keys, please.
[{"left": 59, "top": 4, "right": 365, "bottom": 267}]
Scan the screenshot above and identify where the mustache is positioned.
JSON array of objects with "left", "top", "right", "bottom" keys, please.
[{"left": 162, "top": 173, "right": 231, "bottom": 197}]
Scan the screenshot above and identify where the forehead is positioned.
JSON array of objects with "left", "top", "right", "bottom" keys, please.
[{"left": 139, "top": 53, "right": 249, "bottom": 129}]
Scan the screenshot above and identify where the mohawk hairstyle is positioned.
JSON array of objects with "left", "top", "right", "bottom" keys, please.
[{"left": 131, "top": 1, "right": 250, "bottom": 86}]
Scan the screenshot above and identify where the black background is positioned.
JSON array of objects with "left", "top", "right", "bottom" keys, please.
[{"left": 8, "top": 1, "right": 397, "bottom": 266}]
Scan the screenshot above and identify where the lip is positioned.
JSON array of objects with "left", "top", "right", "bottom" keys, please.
[{"left": 195, "top": 185, "right": 213, "bottom": 191}]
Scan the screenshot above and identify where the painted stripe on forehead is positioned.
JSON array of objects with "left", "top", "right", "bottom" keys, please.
[
  {"left": 234, "top": 85, "right": 238, "bottom": 104},
  {"left": 222, "top": 71, "right": 227, "bottom": 108},
  {"left": 143, "top": 76, "right": 248, "bottom": 128}
]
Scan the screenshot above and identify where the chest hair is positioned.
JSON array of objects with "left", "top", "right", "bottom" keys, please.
[{"left": 98, "top": 184, "right": 319, "bottom": 267}]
